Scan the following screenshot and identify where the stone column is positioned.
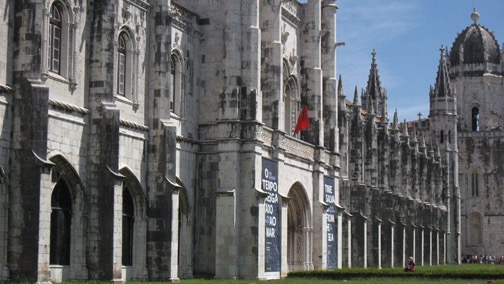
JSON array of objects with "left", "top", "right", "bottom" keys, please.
[
  {"left": 145, "top": 1, "right": 180, "bottom": 280},
  {"left": 9, "top": 78, "right": 51, "bottom": 282}
]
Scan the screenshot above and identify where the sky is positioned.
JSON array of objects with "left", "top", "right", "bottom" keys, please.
[{"left": 334, "top": 1, "right": 504, "bottom": 122}]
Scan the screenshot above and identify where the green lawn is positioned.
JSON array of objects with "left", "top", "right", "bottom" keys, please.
[
  {"left": 173, "top": 264, "right": 504, "bottom": 284},
  {"left": 173, "top": 279, "right": 503, "bottom": 284},
  {"left": 38, "top": 264, "right": 504, "bottom": 283}
]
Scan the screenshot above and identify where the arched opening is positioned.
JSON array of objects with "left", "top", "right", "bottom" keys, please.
[
  {"left": 48, "top": 154, "right": 87, "bottom": 280},
  {"left": 48, "top": 3, "right": 62, "bottom": 74},
  {"left": 170, "top": 51, "right": 184, "bottom": 115},
  {"left": 122, "top": 186, "right": 134, "bottom": 266},
  {"left": 119, "top": 167, "right": 147, "bottom": 280},
  {"left": 284, "top": 77, "right": 299, "bottom": 135},
  {"left": 283, "top": 60, "right": 301, "bottom": 136},
  {"left": 117, "top": 33, "right": 127, "bottom": 96},
  {"left": 50, "top": 176, "right": 72, "bottom": 265},
  {"left": 45, "top": 0, "right": 75, "bottom": 80},
  {"left": 472, "top": 107, "right": 480, "bottom": 131},
  {"left": 177, "top": 178, "right": 192, "bottom": 278},
  {"left": 287, "top": 183, "right": 311, "bottom": 271}
]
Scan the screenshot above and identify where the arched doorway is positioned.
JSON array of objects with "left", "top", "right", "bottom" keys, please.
[{"left": 287, "top": 182, "right": 311, "bottom": 271}]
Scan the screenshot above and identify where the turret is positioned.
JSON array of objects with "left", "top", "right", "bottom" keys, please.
[{"left": 362, "top": 49, "right": 388, "bottom": 120}]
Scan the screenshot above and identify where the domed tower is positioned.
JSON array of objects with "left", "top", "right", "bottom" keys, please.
[
  {"left": 447, "top": 9, "right": 504, "bottom": 258},
  {"left": 449, "top": 8, "right": 503, "bottom": 132}
]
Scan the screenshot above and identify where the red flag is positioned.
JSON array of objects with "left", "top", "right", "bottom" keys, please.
[{"left": 294, "top": 104, "right": 309, "bottom": 134}]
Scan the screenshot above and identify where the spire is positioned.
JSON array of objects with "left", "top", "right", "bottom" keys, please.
[
  {"left": 392, "top": 109, "right": 399, "bottom": 131},
  {"left": 366, "top": 49, "right": 382, "bottom": 100},
  {"left": 432, "top": 46, "right": 454, "bottom": 98},
  {"left": 420, "top": 134, "right": 427, "bottom": 155},
  {"left": 338, "top": 75, "right": 345, "bottom": 98},
  {"left": 402, "top": 119, "right": 409, "bottom": 137},
  {"left": 353, "top": 86, "right": 360, "bottom": 107},
  {"left": 411, "top": 125, "right": 417, "bottom": 143},
  {"left": 363, "top": 49, "right": 387, "bottom": 119}
]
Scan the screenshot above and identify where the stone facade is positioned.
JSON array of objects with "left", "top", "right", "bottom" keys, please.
[{"left": 0, "top": 0, "right": 488, "bottom": 283}]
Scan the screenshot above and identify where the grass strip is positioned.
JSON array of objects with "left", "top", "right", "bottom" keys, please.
[{"left": 288, "top": 264, "right": 504, "bottom": 280}]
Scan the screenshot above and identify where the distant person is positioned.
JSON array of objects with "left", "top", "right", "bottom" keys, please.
[{"left": 404, "top": 256, "right": 415, "bottom": 272}]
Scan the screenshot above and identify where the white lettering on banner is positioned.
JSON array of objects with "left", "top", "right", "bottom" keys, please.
[
  {"left": 327, "top": 213, "right": 335, "bottom": 223},
  {"left": 265, "top": 203, "right": 274, "bottom": 214},
  {"left": 266, "top": 192, "right": 278, "bottom": 203},
  {"left": 325, "top": 194, "right": 334, "bottom": 204},
  {"left": 262, "top": 179, "right": 278, "bottom": 192},
  {"left": 328, "top": 233, "right": 334, "bottom": 242},
  {"left": 267, "top": 215, "right": 277, "bottom": 226},
  {"left": 266, "top": 227, "right": 276, "bottom": 238},
  {"left": 325, "top": 184, "right": 333, "bottom": 194}
]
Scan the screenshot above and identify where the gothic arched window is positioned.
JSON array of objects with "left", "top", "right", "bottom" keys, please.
[
  {"left": 117, "top": 33, "right": 127, "bottom": 96},
  {"left": 440, "top": 130, "right": 444, "bottom": 144},
  {"left": 283, "top": 61, "right": 299, "bottom": 136},
  {"left": 472, "top": 107, "right": 480, "bottom": 131},
  {"left": 170, "top": 52, "right": 183, "bottom": 115},
  {"left": 122, "top": 186, "right": 134, "bottom": 266},
  {"left": 50, "top": 177, "right": 72, "bottom": 265},
  {"left": 48, "top": 4, "right": 62, "bottom": 73}
]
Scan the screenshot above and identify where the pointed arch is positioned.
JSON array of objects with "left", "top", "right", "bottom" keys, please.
[
  {"left": 48, "top": 154, "right": 87, "bottom": 280},
  {"left": 118, "top": 167, "right": 147, "bottom": 280},
  {"left": 116, "top": 26, "right": 139, "bottom": 106},
  {"left": 284, "top": 73, "right": 300, "bottom": 136},
  {"left": 170, "top": 49, "right": 185, "bottom": 116},
  {"left": 43, "top": 0, "right": 78, "bottom": 88},
  {"left": 175, "top": 177, "right": 193, "bottom": 278},
  {"left": 286, "top": 182, "right": 312, "bottom": 271}
]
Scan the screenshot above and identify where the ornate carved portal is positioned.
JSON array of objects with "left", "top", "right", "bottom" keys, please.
[{"left": 287, "top": 183, "right": 311, "bottom": 271}]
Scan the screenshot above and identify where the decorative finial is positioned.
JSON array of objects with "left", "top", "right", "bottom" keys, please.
[
  {"left": 471, "top": 6, "right": 480, "bottom": 24},
  {"left": 353, "top": 86, "right": 360, "bottom": 106},
  {"left": 371, "top": 49, "right": 377, "bottom": 62}
]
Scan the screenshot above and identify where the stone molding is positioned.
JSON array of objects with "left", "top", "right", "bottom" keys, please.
[{"left": 49, "top": 98, "right": 89, "bottom": 115}]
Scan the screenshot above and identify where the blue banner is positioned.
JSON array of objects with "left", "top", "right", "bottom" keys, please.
[
  {"left": 263, "top": 158, "right": 280, "bottom": 273},
  {"left": 324, "top": 176, "right": 337, "bottom": 269}
]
